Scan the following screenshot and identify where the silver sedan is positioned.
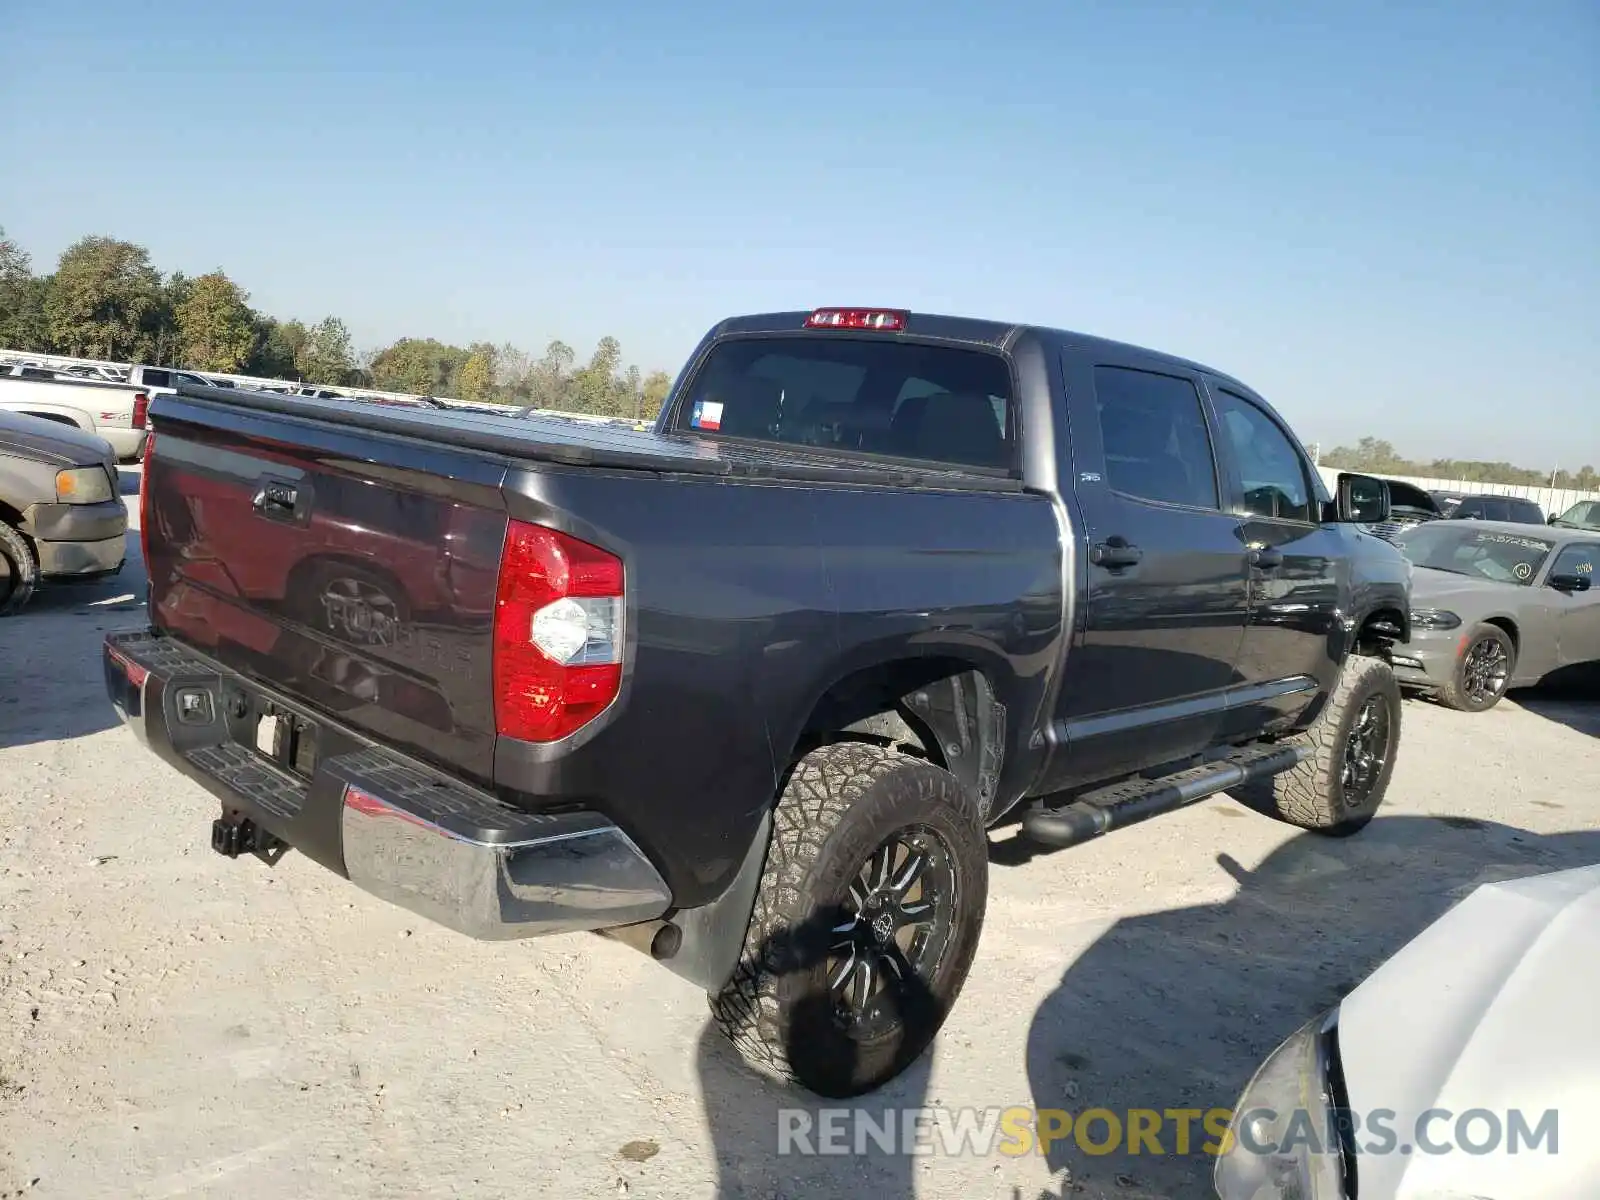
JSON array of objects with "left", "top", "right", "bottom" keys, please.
[{"left": 1385, "top": 520, "right": 1599, "bottom": 711}]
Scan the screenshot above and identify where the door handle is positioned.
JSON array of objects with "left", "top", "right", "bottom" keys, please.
[
  {"left": 1249, "top": 546, "right": 1285, "bottom": 570},
  {"left": 1091, "top": 538, "right": 1143, "bottom": 569}
]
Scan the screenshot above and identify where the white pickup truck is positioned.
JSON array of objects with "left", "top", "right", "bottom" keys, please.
[{"left": 0, "top": 368, "right": 152, "bottom": 462}]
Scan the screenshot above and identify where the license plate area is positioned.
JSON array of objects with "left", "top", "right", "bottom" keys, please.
[{"left": 223, "top": 683, "right": 320, "bottom": 779}]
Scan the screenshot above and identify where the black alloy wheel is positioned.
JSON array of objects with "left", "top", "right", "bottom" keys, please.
[
  {"left": 1339, "top": 692, "right": 1392, "bottom": 810},
  {"left": 827, "top": 825, "right": 958, "bottom": 1040}
]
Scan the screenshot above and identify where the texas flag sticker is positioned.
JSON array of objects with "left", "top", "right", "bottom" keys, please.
[{"left": 691, "top": 400, "right": 724, "bottom": 431}]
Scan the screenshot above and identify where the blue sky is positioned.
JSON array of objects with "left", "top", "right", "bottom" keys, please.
[{"left": 1, "top": 0, "right": 1594, "bottom": 466}]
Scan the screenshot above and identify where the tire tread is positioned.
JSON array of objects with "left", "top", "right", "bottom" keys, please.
[
  {"left": 1256, "top": 654, "right": 1400, "bottom": 833},
  {"left": 0, "top": 522, "right": 38, "bottom": 617},
  {"left": 709, "top": 741, "right": 982, "bottom": 1091}
]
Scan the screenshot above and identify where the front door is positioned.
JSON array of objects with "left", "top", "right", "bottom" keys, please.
[
  {"left": 1545, "top": 541, "right": 1600, "bottom": 669},
  {"left": 1045, "top": 357, "right": 1250, "bottom": 791},
  {"left": 1204, "top": 383, "right": 1344, "bottom": 737}
]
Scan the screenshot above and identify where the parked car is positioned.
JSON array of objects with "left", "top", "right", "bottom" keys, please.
[
  {"left": 103, "top": 306, "right": 1411, "bottom": 1098},
  {"left": 0, "top": 409, "right": 128, "bottom": 615},
  {"left": 1388, "top": 519, "right": 1599, "bottom": 710},
  {"left": 125, "top": 364, "right": 215, "bottom": 392},
  {"left": 0, "top": 373, "right": 151, "bottom": 462},
  {"left": 1434, "top": 492, "right": 1548, "bottom": 524},
  {"left": 1550, "top": 499, "right": 1600, "bottom": 532},
  {"left": 1215, "top": 862, "right": 1600, "bottom": 1200},
  {"left": 59, "top": 363, "right": 129, "bottom": 383},
  {"left": 1365, "top": 480, "right": 1445, "bottom": 542}
]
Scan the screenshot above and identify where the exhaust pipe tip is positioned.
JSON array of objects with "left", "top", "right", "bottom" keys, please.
[{"left": 597, "top": 918, "right": 683, "bottom": 962}]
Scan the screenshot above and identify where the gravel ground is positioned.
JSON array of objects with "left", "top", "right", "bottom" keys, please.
[{"left": 2, "top": 468, "right": 1596, "bottom": 1199}]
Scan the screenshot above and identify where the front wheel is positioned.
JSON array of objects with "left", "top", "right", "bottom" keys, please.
[
  {"left": 0, "top": 522, "right": 38, "bottom": 617},
  {"left": 1245, "top": 654, "right": 1402, "bottom": 837},
  {"left": 1438, "top": 624, "right": 1516, "bottom": 712},
  {"left": 709, "top": 741, "right": 988, "bottom": 1098}
]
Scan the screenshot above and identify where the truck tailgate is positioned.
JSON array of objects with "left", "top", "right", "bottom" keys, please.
[{"left": 142, "top": 412, "right": 510, "bottom": 786}]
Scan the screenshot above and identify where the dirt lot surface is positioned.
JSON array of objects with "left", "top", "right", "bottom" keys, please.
[{"left": 2, "top": 469, "right": 1597, "bottom": 1199}]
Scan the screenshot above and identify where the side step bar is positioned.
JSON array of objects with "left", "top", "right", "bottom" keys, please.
[{"left": 1021, "top": 743, "right": 1310, "bottom": 849}]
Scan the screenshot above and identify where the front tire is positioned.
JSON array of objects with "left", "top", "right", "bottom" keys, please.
[
  {"left": 709, "top": 741, "right": 988, "bottom": 1098},
  {"left": 1246, "top": 654, "right": 1401, "bottom": 837},
  {"left": 1438, "top": 624, "right": 1516, "bottom": 712},
  {"left": 0, "top": 522, "right": 38, "bottom": 617}
]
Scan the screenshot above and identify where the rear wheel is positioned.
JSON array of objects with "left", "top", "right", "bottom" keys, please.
[
  {"left": 0, "top": 522, "right": 38, "bottom": 617},
  {"left": 1244, "top": 654, "right": 1401, "bottom": 837},
  {"left": 708, "top": 741, "right": 988, "bottom": 1098},
  {"left": 1438, "top": 625, "right": 1515, "bottom": 712}
]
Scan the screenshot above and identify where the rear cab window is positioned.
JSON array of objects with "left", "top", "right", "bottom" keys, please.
[
  {"left": 670, "top": 335, "right": 1017, "bottom": 472},
  {"left": 1508, "top": 498, "right": 1545, "bottom": 523}
]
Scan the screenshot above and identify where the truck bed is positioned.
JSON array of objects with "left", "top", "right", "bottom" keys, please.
[{"left": 167, "top": 382, "right": 1026, "bottom": 492}]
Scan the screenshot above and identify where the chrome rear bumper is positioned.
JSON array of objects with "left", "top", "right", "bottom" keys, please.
[
  {"left": 340, "top": 782, "right": 673, "bottom": 940},
  {"left": 103, "top": 629, "right": 673, "bottom": 940}
]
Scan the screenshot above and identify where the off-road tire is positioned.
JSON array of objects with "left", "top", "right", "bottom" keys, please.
[
  {"left": 1245, "top": 654, "right": 1401, "bottom": 837},
  {"left": 708, "top": 741, "right": 988, "bottom": 1098},
  {"left": 1437, "top": 624, "right": 1517, "bottom": 713},
  {"left": 0, "top": 522, "right": 38, "bottom": 617}
]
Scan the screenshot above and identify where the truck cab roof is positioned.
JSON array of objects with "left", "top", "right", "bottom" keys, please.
[{"left": 705, "top": 309, "right": 1256, "bottom": 395}]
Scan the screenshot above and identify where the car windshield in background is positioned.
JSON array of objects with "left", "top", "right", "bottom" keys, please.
[
  {"left": 1553, "top": 500, "right": 1600, "bottom": 529},
  {"left": 672, "top": 336, "right": 1016, "bottom": 472},
  {"left": 1394, "top": 524, "right": 1556, "bottom": 586}
]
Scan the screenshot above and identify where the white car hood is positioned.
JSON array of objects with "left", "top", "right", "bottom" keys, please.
[{"left": 1336, "top": 864, "right": 1600, "bottom": 1199}]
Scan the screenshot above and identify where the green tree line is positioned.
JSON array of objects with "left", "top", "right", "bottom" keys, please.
[
  {"left": 0, "top": 227, "right": 673, "bottom": 420},
  {"left": 1321, "top": 437, "right": 1595, "bottom": 491}
]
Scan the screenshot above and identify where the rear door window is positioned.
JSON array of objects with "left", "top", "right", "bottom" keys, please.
[
  {"left": 1091, "top": 367, "right": 1220, "bottom": 509},
  {"left": 673, "top": 336, "right": 1016, "bottom": 471}
]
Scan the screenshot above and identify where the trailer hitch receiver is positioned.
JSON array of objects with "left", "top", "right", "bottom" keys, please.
[{"left": 210, "top": 815, "right": 286, "bottom": 862}]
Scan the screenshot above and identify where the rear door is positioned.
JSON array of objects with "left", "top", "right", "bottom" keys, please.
[
  {"left": 1203, "top": 382, "right": 1343, "bottom": 736},
  {"left": 1045, "top": 353, "right": 1249, "bottom": 789}
]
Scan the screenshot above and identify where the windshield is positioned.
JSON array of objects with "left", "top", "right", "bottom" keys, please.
[
  {"left": 672, "top": 335, "right": 1017, "bottom": 472},
  {"left": 1394, "top": 524, "right": 1555, "bottom": 585},
  {"left": 1553, "top": 500, "right": 1600, "bottom": 528}
]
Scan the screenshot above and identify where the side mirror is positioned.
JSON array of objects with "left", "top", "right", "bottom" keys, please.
[
  {"left": 1548, "top": 514, "right": 1560, "bottom": 525},
  {"left": 1334, "top": 473, "right": 1390, "bottom": 524},
  {"left": 1549, "top": 573, "right": 1592, "bottom": 594}
]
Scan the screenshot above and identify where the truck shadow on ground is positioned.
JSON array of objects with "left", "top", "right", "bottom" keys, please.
[
  {"left": 0, "top": 530, "right": 145, "bottom": 750},
  {"left": 696, "top": 905, "right": 938, "bottom": 1199},
  {"left": 1510, "top": 672, "right": 1600, "bottom": 738},
  {"left": 1022, "top": 814, "right": 1600, "bottom": 1197}
]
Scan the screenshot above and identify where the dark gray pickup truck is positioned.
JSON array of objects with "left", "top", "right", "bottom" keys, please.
[{"left": 104, "top": 306, "right": 1411, "bottom": 1097}]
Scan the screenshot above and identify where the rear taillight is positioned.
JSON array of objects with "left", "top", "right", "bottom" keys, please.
[
  {"left": 492, "top": 520, "right": 625, "bottom": 743},
  {"left": 132, "top": 392, "right": 150, "bottom": 429}
]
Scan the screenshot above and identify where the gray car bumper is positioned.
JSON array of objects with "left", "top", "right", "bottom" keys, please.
[
  {"left": 102, "top": 629, "right": 674, "bottom": 941},
  {"left": 23, "top": 499, "right": 129, "bottom": 578},
  {"left": 1389, "top": 629, "right": 1466, "bottom": 689}
]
